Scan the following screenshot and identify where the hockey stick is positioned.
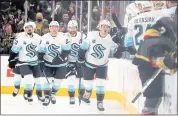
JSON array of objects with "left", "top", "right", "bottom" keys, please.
[
  {"left": 78, "top": 31, "right": 84, "bottom": 106},
  {"left": 112, "top": 13, "right": 122, "bottom": 30},
  {"left": 77, "top": 66, "right": 83, "bottom": 106},
  {"left": 131, "top": 69, "right": 162, "bottom": 103}
]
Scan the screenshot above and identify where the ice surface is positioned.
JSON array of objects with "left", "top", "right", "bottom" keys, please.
[{"left": 1, "top": 94, "right": 128, "bottom": 114}]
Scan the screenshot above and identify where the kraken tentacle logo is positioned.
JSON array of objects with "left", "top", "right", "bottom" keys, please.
[
  {"left": 26, "top": 43, "right": 37, "bottom": 58},
  {"left": 13, "top": 39, "right": 18, "bottom": 45},
  {"left": 70, "top": 43, "right": 80, "bottom": 57},
  {"left": 48, "top": 44, "right": 60, "bottom": 58},
  {"left": 91, "top": 44, "right": 106, "bottom": 59}
]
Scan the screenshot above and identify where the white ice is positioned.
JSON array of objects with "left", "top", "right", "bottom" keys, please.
[{"left": 1, "top": 94, "right": 128, "bottom": 114}]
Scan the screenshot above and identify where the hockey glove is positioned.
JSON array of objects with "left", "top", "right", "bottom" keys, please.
[
  {"left": 113, "top": 47, "right": 123, "bottom": 59},
  {"left": 38, "top": 53, "right": 45, "bottom": 72},
  {"left": 52, "top": 50, "right": 70, "bottom": 65},
  {"left": 112, "top": 28, "right": 127, "bottom": 45},
  {"left": 8, "top": 50, "right": 18, "bottom": 69},
  {"left": 126, "top": 46, "right": 137, "bottom": 55},
  {"left": 155, "top": 52, "right": 177, "bottom": 75}
]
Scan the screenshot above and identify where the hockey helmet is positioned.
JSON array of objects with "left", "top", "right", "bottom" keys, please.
[
  {"left": 99, "top": 19, "right": 111, "bottom": 28},
  {"left": 49, "top": 21, "right": 59, "bottom": 27},
  {"left": 67, "top": 20, "right": 78, "bottom": 28},
  {"left": 23, "top": 21, "right": 36, "bottom": 30},
  {"left": 126, "top": 3, "right": 139, "bottom": 17}
]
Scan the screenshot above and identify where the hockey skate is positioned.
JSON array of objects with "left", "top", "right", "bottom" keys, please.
[
  {"left": 36, "top": 91, "right": 45, "bottom": 103},
  {"left": 12, "top": 88, "right": 20, "bottom": 97},
  {"left": 50, "top": 94, "right": 56, "bottom": 104},
  {"left": 27, "top": 96, "right": 33, "bottom": 105},
  {"left": 141, "top": 108, "right": 156, "bottom": 115},
  {"left": 81, "top": 92, "right": 91, "bottom": 104},
  {"left": 23, "top": 93, "right": 28, "bottom": 100},
  {"left": 42, "top": 95, "right": 50, "bottom": 106},
  {"left": 97, "top": 101, "right": 105, "bottom": 111},
  {"left": 69, "top": 97, "right": 75, "bottom": 104},
  {"left": 37, "top": 95, "right": 45, "bottom": 103}
]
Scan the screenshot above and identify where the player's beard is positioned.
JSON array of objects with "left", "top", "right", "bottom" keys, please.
[
  {"left": 27, "top": 29, "right": 33, "bottom": 36},
  {"left": 70, "top": 31, "right": 77, "bottom": 37}
]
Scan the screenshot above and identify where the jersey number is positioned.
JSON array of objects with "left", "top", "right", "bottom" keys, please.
[{"left": 134, "top": 24, "right": 152, "bottom": 45}]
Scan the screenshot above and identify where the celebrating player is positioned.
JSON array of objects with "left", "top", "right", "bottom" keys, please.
[
  {"left": 38, "top": 21, "right": 71, "bottom": 106},
  {"left": 10, "top": 21, "right": 43, "bottom": 103},
  {"left": 77, "top": 19, "right": 123, "bottom": 111},
  {"left": 65, "top": 20, "right": 86, "bottom": 104}
]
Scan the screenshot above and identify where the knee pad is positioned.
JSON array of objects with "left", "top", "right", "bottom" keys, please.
[
  {"left": 95, "top": 78, "right": 105, "bottom": 94},
  {"left": 23, "top": 74, "right": 34, "bottom": 91},
  {"left": 67, "top": 75, "right": 76, "bottom": 85},
  {"left": 43, "top": 82, "right": 50, "bottom": 91},
  {"left": 43, "top": 77, "right": 53, "bottom": 90},
  {"left": 14, "top": 74, "right": 22, "bottom": 86},
  {"left": 23, "top": 74, "right": 34, "bottom": 85},
  {"left": 83, "top": 80, "right": 93, "bottom": 91},
  {"left": 95, "top": 78, "right": 106, "bottom": 86},
  {"left": 35, "top": 78, "right": 43, "bottom": 91},
  {"left": 35, "top": 77, "right": 42, "bottom": 84},
  {"left": 75, "top": 78, "right": 85, "bottom": 89},
  {"left": 67, "top": 75, "right": 76, "bottom": 92},
  {"left": 53, "top": 79, "right": 62, "bottom": 91}
]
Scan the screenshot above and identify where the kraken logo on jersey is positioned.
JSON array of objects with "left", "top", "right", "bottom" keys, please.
[
  {"left": 48, "top": 44, "right": 60, "bottom": 58},
  {"left": 26, "top": 43, "right": 37, "bottom": 58},
  {"left": 13, "top": 39, "right": 18, "bottom": 45},
  {"left": 70, "top": 43, "right": 80, "bottom": 57},
  {"left": 91, "top": 44, "right": 106, "bottom": 59}
]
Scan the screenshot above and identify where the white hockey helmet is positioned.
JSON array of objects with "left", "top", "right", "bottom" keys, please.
[
  {"left": 23, "top": 21, "right": 36, "bottom": 30},
  {"left": 49, "top": 21, "right": 59, "bottom": 27},
  {"left": 99, "top": 19, "right": 111, "bottom": 28},
  {"left": 135, "top": 1, "right": 153, "bottom": 12},
  {"left": 67, "top": 20, "right": 78, "bottom": 28},
  {"left": 126, "top": 3, "right": 139, "bottom": 17}
]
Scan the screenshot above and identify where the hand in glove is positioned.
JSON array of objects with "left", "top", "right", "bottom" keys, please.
[
  {"left": 112, "top": 28, "right": 127, "bottom": 45},
  {"left": 126, "top": 46, "right": 136, "bottom": 55},
  {"left": 155, "top": 52, "right": 177, "bottom": 75},
  {"left": 8, "top": 57, "right": 18, "bottom": 69}
]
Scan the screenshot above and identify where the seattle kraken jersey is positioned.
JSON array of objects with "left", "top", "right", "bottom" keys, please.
[
  {"left": 68, "top": 32, "right": 86, "bottom": 62},
  {"left": 38, "top": 32, "right": 70, "bottom": 66},
  {"left": 83, "top": 31, "right": 118, "bottom": 66},
  {"left": 11, "top": 32, "right": 41, "bottom": 63}
]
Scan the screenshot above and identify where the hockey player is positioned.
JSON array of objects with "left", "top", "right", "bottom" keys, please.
[
  {"left": 10, "top": 21, "right": 43, "bottom": 103},
  {"left": 124, "top": 1, "right": 177, "bottom": 115},
  {"left": 38, "top": 21, "right": 71, "bottom": 106},
  {"left": 65, "top": 20, "right": 86, "bottom": 104},
  {"left": 77, "top": 20, "right": 123, "bottom": 111},
  {"left": 132, "top": 9, "right": 177, "bottom": 114}
]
